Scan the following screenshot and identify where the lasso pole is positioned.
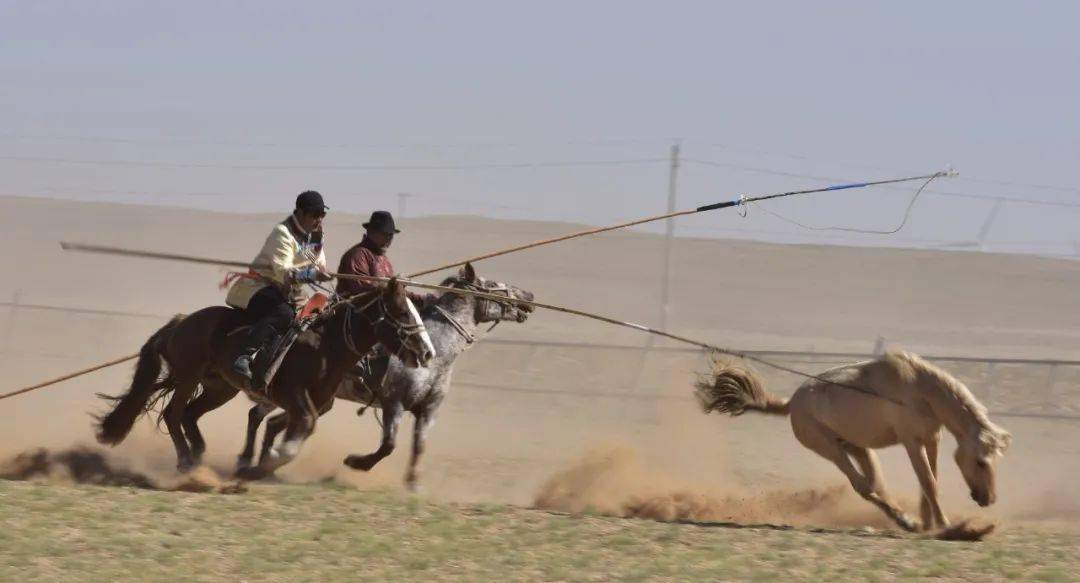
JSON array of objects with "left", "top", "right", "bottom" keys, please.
[{"left": 11, "top": 168, "right": 953, "bottom": 400}]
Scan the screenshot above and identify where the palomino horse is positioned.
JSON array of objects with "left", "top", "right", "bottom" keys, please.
[
  {"left": 96, "top": 279, "right": 435, "bottom": 476},
  {"left": 238, "top": 263, "right": 534, "bottom": 489},
  {"left": 696, "top": 350, "right": 1011, "bottom": 532}
]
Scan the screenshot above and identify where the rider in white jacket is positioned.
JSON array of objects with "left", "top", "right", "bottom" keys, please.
[{"left": 226, "top": 190, "right": 331, "bottom": 386}]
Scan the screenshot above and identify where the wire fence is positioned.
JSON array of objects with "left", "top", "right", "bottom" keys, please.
[{"left": 3, "top": 297, "right": 1077, "bottom": 422}]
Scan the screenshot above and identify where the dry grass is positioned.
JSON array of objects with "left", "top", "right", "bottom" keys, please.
[{"left": 1, "top": 480, "right": 1077, "bottom": 582}]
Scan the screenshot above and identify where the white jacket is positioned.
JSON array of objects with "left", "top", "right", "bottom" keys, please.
[{"left": 226, "top": 214, "right": 328, "bottom": 309}]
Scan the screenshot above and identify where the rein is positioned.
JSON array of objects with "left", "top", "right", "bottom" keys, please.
[
  {"left": 432, "top": 278, "right": 517, "bottom": 344},
  {"left": 433, "top": 306, "right": 476, "bottom": 344},
  {"left": 340, "top": 293, "right": 426, "bottom": 359},
  {"left": 341, "top": 275, "right": 902, "bottom": 405}
]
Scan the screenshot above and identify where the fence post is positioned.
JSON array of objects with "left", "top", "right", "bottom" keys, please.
[
  {"left": 983, "top": 362, "right": 995, "bottom": 406},
  {"left": 872, "top": 336, "right": 886, "bottom": 356},
  {"left": 2, "top": 289, "right": 20, "bottom": 351},
  {"left": 1044, "top": 363, "right": 1059, "bottom": 411}
]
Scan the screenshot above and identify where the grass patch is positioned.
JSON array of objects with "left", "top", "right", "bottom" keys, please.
[{"left": 1, "top": 480, "right": 1078, "bottom": 581}]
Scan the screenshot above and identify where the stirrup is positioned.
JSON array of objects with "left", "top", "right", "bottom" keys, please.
[{"left": 232, "top": 355, "right": 254, "bottom": 380}]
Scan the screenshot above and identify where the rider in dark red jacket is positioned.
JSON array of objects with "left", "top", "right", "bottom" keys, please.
[{"left": 336, "top": 210, "right": 434, "bottom": 307}]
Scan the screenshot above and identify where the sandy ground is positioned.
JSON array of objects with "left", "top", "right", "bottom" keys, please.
[{"left": 2, "top": 194, "right": 1079, "bottom": 530}]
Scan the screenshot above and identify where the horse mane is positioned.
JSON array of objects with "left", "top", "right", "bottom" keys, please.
[
  {"left": 882, "top": 350, "right": 1011, "bottom": 454},
  {"left": 439, "top": 275, "right": 465, "bottom": 288}
]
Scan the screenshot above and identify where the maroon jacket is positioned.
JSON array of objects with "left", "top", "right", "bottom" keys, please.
[{"left": 335, "top": 237, "right": 428, "bottom": 303}]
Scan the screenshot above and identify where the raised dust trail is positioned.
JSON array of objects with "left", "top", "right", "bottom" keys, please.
[
  {"left": 0, "top": 447, "right": 246, "bottom": 494},
  {"left": 534, "top": 445, "right": 900, "bottom": 529}
]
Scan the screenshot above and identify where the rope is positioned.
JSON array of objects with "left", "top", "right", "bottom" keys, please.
[
  {"left": 334, "top": 274, "right": 901, "bottom": 404},
  {"left": 751, "top": 174, "right": 941, "bottom": 235}
]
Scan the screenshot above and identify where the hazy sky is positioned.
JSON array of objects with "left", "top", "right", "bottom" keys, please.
[{"left": 2, "top": 1, "right": 1078, "bottom": 255}]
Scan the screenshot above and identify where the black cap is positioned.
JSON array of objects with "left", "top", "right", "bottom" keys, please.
[
  {"left": 295, "top": 190, "right": 328, "bottom": 213},
  {"left": 363, "top": 210, "right": 400, "bottom": 234}
]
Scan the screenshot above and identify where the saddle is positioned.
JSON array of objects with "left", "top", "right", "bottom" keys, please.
[{"left": 235, "top": 293, "right": 331, "bottom": 391}]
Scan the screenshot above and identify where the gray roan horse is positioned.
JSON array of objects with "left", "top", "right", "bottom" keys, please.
[{"left": 238, "top": 263, "right": 534, "bottom": 488}]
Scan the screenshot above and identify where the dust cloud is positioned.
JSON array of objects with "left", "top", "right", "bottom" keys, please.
[{"left": 532, "top": 445, "right": 895, "bottom": 528}]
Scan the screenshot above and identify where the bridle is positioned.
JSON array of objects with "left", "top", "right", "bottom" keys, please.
[
  {"left": 341, "top": 292, "right": 427, "bottom": 362},
  {"left": 433, "top": 279, "right": 516, "bottom": 343}
]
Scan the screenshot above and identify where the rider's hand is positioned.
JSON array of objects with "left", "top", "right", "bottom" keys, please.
[
  {"left": 293, "top": 266, "right": 318, "bottom": 284},
  {"left": 315, "top": 267, "right": 334, "bottom": 282}
]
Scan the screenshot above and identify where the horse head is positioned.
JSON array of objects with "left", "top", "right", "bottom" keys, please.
[
  {"left": 373, "top": 278, "right": 436, "bottom": 368},
  {"left": 954, "top": 423, "right": 1011, "bottom": 507},
  {"left": 445, "top": 262, "right": 534, "bottom": 324}
]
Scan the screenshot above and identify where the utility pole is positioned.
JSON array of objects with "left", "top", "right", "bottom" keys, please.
[
  {"left": 658, "top": 141, "right": 680, "bottom": 335},
  {"left": 976, "top": 198, "right": 1003, "bottom": 252},
  {"left": 397, "top": 193, "right": 411, "bottom": 219}
]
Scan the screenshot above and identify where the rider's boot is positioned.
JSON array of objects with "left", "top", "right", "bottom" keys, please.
[
  {"left": 233, "top": 319, "right": 276, "bottom": 388},
  {"left": 232, "top": 351, "right": 255, "bottom": 381}
]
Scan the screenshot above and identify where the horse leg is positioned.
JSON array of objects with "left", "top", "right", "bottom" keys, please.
[
  {"left": 258, "top": 405, "right": 315, "bottom": 474},
  {"left": 257, "top": 411, "right": 288, "bottom": 469},
  {"left": 237, "top": 403, "right": 276, "bottom": 472},
  {"left": 344, "top": 399, "right": 403, "bottom": 472},
  {"left": 795, "top": 418, "right": 917, "bottom": 531},
  {"left": 903, "top": 438, "right": 949, "bottom": 530},
  {"left": 919, "top": 431, "right": 946, "bottom": 529},
  {"left": 252, "top": 399, "right": 334, "bottom": 474},
  {"left": 257, "top": 388, "right": 331, "bottom": 474},
  {"left": 404, "top": 408, "right": 436, "bottom": 492},
  {"left": 162, "top": 375, "right": 200, "bottom": 473},
  {"left": 181, "top": 380, "right": 238, "bottom": 466},
  {"left": 843, "top": 444, "right": 919, "bottom": 531}
]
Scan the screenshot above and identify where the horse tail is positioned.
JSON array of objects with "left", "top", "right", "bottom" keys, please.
[
  {"left": 695, "top": 362, "right": 790, "bottom": 417},
  {"left": 95, "top": 315, "right": 185, "bottom": 445}
]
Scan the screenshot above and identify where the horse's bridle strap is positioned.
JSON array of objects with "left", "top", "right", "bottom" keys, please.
[{"left": 433, "top": 305, "right": 475, "bottom": 344}]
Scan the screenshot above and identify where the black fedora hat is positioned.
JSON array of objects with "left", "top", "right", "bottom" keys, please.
[{"left": 363, "top": 210, "right": 400, "bottom": 234}]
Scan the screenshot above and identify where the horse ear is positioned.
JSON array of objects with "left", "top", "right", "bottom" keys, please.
[{"left": 459, "top": 262, "right": 477, "bottom": 282}]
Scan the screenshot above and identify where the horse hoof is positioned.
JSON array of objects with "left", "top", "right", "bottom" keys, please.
[
  {"left": 898, "top": 516, "right": 921, "bottom": 533},
  {"left": 235, "top": 457, "right": 254, "bottom": 472},
  {"left": 235, "top": 466, "right": 264, "bottom": 481},
  {"left": 177, "top": 460, "right": 196, "bottom": 474},
  {"left": 344, "top": 455, "right": 376, "bottom": 472}
]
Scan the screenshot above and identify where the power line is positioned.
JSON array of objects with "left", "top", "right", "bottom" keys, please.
[
  {"left": 8, "top": 130, "right": 1075, "bottom": 196},
  {"left": 0, "top": 155, "right": 667, "bottom": 172},
  {"left": 0, "top": 131, "right": 670, "bottom": 150}
]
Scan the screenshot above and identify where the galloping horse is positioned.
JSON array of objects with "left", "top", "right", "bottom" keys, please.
[
  {"left": 96, "top": 279, "right": 434, "bottom": 476},
  {"left": 238, "top": 263, "right": 534, "bottom": 489},
  {"left": 696, "top": 350, "right": 1011, "bottom": 532}
]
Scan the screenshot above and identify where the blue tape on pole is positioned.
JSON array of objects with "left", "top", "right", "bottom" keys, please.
[{"left": 824, "top": 182, "right": 868, "bottom": 191}]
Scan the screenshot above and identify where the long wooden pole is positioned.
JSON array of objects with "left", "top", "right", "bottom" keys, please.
[
  {"left": 407, "top": 170, "right": 953, "bottom": 277},
  {"left": 2, "top": 271, "right": 894, "bottom": 404},
  {"left": 9, "top": 169, "right": 951, "bottom": 400},
  {"left": 0, "top": 353, "right": 138, "bottom": 401},
  {"left": 64, "top": 170, "right": 951, "bottom": 280}
]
